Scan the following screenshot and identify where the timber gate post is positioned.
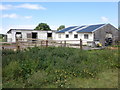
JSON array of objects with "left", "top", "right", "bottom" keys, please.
[
  {"left": 2, "top": 46, "right": 4, "bottom": 50},
  {"left": 80, "top": 39, "right": 82, "bottom": 50},
  {"left": 64, "top": 41, "right": 66, "bottom": 47},
  {"left": 16, "top": 38, "right": 20, "bottom": 50},
  {"left": 46, "top": 40, "right": 48, "bottom": 47},
  {"left": 41, "top": 40, "right": 43, "bottom": 46},
  {"left": 61, "top": 41, "right": 62, "bottom": 47}
]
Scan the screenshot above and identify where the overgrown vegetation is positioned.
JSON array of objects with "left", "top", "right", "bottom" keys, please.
[{"left": 2, "top": 47, "right": 119, "bottom": 88}]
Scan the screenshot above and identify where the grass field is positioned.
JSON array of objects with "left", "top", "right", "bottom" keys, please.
[
  {"left": 70, "top": 69, "right": 118, "bottom": 88},
  {"left": 2, "top": 47, "right": 119, "bottom": 88}
]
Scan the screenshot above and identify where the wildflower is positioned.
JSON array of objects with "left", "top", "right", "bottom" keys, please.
[
  {"left": 57, "top": 80, "right": 60, "bottom": 82},
  {"left": 64, "top": 76, "right": 67, "bottom": 78},
  {"left": 61, "top": 85, "right": 63, "bottom": 87}
]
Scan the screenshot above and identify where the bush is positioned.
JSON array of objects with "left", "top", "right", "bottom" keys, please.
[
  {"left": 2, "top": 61, "right": 20, "bottom": 81},
  {"left": 26, "top": 70, "right": 47, "bottom": 88},
  {"left": 2, "top": 47, "right": 118, "bottom": 88}
]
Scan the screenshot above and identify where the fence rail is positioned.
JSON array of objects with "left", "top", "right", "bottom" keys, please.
[{"left": 0, "top": 38, "right": 83, "bottom": 50}]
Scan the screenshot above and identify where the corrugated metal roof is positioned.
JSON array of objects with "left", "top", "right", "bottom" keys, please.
[
  {"left": 69, "top": 25, "right": 85, "bottom": 32},
  {"left": 56, "top": 26, "right": 77, "bottom": 33},
  {"left": 56, "top": 24, "right": 105, "bottom": 33},
  {"left": 77, "top": 24, "right": 105, "bottom": 33}
]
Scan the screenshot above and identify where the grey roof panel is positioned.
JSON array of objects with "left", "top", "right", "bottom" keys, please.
[
  {"left": 69, "top": 25, "right": 85, "bottom": 32},
  {"left": 56, "top": 26, "right": 77, "bottom": 33},
  {"left": 77, "top": 24, "right": 105, "bottom": 33}
]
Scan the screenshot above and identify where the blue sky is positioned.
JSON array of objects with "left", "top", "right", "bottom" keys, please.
[{"left": 0, "top": 2, "right": 118, "bottom": 34}]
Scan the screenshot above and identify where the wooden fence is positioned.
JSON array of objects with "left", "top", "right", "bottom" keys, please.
[{"left": 0, "top": 38, "right": 83, "bottom": 50}]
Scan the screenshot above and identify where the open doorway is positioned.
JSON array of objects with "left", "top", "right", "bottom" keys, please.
[
  {"left": 15, "top": 32, "right": 22, "bottom": 41},
  {"left": 105, "top": 33, "right": 113, "bottom": 46},
  {"left": 32, "top": 32, "right": 37, "bottom": 39},
  {"left": 47, "top": 33, "right": 52, "bottom": 39},
  {"left": 32, "top": 32, "right": 37, "bottom": 42}
]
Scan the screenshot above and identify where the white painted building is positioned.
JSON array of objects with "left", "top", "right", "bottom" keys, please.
[
  {"left": 7, "top": 23, "right": 118, "bottom": 46},
  {"left": 7, "top": 29, "right": 56, "bottom": 42},
  {"left": 55, "top": 23, "right": 118, "bottom": 46}
]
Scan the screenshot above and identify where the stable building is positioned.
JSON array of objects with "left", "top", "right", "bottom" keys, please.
[
  {"left": 56, "top": 23, "right": 118, "bottom": 46},
  {"left": 7, "top": 29, "right": 56, "bottom": 42},
  {"left": 6, "top": 23, "right": 118, "bottom": 46}
]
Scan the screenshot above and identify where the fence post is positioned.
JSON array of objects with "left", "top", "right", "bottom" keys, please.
[
  {"left": 16, "top": 38, "right": 20, "bottom": 50},
  {"left": 35, "top": 40, "right": 37, "bottom": 47},
  {"left": 2, "top": 46, "right": 4, "bottom": 50},
  {"left": 80, "top": 39, "right": 82, "bottom": 50},
  {"left": 41, "top": 40, "right": 43, "bottom": 46},
  {"left": 46, "top": 40, "right": 48, "bottom": 47},
  {"left": 64, "top": 41, "right": 66, "bottom": 47},
  {"left": 61, "top": 41, "right": 62, "bottom": 47}
]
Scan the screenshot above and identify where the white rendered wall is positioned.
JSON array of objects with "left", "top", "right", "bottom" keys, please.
[
  {"left": 38, "top": 31, "right": 47, "bottom": 40},
  {"left": 7, "top": 30, "right": 49, "bottom": 42},
  {"left": 55, "top": 32, "right": 94, "bottom": 45},
  {"left": 7, "top": 33, "right": 12, "bottom": 42}
]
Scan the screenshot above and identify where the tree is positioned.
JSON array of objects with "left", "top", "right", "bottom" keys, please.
[
  {"left": 34, "top": 23, "right": 51, "bottom": 31},
  {"left": 57, "top": 25, "right": 65, "bottom": 31}
]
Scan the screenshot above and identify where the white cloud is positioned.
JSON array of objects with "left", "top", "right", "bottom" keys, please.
[
  {"left": 0, "top": 4, "right": 13, "bottom": 10},
  {"left": 1, "top": 0, "right": 119, "bottom": 2},
  {"left": 1, "top": 13, "right": 32, "bottom": 19},
  {"left": 16, "top": 3, "right": 46, "bottom": 10},
  {"left": 50, "top": 25, "right": 58, "bottom": 30},
  {"left": 1, "top": 25, "right": 36, "bottom": 34},
  {"left": 24, "top": 16, "right": 32, "bottom": 19},
  {"left": 101, "top": 16, "right": 109, "bottom": 22},
  {"left": 10, "top": 25, "right": 36, "bottom": 29},
  {"left": 2, "top": 13, "right": 18, "bottom": 18},
  {"left": 0, "top": 3, "right": 46, "bottom": 10},
  {"left": 1, "top": 24, "right": 59, "bottom": 34}
]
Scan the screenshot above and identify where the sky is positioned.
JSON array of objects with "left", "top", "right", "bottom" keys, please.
[{"left": 0, "top": 2, "right": 118, "bottom": 34}]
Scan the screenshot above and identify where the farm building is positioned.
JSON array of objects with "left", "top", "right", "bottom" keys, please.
[
  {"left": 56, "top": 23, "right": 118, "bottom": 46},
  {"left": 7, "top": 29, "right": 56, "bottom": 42},
  {"left": 6, "top": 23, "right": 118, "bottom": 46}
]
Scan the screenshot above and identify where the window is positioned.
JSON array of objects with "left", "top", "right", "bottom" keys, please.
[
  {"left": 66, "top": 34, "right": 69, "bottom": 38},
  {"left": 84, "top": 34, "right": 89, "bottom": 39},
  {"left": 27, "top": 33, "right": 32, "bottom": 38},
  {"left": 58, "top": 34, "right": 61, "bottom": 38},
  {"left": 74, "top": 34, "right": 78, "bottom": 38}
]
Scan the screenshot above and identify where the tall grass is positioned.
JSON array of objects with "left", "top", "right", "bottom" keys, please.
[{"left": 2, "top": 47, "right": 118, "bottom": 88}]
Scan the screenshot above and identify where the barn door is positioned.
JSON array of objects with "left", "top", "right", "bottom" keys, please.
[{"left": 105, "top": 33, "right": 113, "bottom": 46}]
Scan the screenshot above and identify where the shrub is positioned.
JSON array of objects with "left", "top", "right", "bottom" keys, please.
[
  {"left": 2, "top": 61, "right": 20, "bottom": 81},
  {"left": 26, "top": 70, "right": 47, "bottom": 88},
  {"left": 2, "top": 47, "right": 118, "bottom": 88}
]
